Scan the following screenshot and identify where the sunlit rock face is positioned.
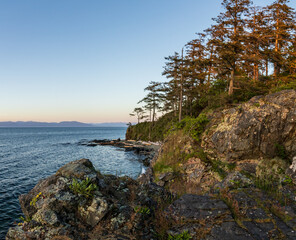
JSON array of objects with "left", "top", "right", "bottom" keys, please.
[{"left": 202, "top": 90, "right": 296, "bottom": 161}]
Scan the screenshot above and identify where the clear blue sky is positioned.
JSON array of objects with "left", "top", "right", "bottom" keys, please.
[{"left": 0, "top": 0, "right": 294, "bottom": 123}]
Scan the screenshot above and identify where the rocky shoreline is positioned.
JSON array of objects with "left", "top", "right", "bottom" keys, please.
[
  {"left": 79, "top": 139, "right": 160, "bottom": 167},
  {"left": 6, "top": 146, "right": 296, "bottom": 240},
  {"left": 6, "top": 158, "right": 171, "bottom": 240},
  {"left": 6, "top": 90, "right": 296, "bottom": 239},
  {"left": 6, "top": 141, "right": 164, "bottom": 240}
]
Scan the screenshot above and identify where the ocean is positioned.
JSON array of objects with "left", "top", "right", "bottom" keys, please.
[{"left": 0, "top": 127, "right": 144, "bottom": 239}]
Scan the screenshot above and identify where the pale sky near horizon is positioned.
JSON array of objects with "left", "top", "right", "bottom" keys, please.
[{"left": 1, "top": 0, "right": 295, "bottom": 123}]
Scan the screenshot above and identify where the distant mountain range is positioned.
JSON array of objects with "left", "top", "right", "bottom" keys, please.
[{"left": 0, "top": 121, "right": 129, "bottom": 128}]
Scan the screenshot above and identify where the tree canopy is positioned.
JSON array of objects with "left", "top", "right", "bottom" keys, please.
[{"left": 129, "top": 0, "right": 296, "bottom": 126}]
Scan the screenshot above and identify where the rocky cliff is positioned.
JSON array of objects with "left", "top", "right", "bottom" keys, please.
[
  {"left": 6, "top": 90, "right": 296, "bottom": 240},
  {"left": 202, "top": 89, "right": 296, "bottom": 161},
  {"left": 151, "top": 90, "right": 296, "bottom": 239}
]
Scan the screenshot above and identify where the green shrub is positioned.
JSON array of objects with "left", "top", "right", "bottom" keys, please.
[
  {"left": 168, "top": 114, "right": 209, "bottom": 142},
  {"left": 126, "top": 112, "right": 177, "bottom": 142},
  {"left": 168, "top": 231, "right": 192, "bottom": 240},
  {"left": 18, "top": 216, "right": 32, "bottom": 226},
  {"left": 153, "top": 162, "right": 174, "bottom": 174},
  {"left": 134, "top": 206, "right": 151, "bottom": 215},
  {"left": 69, "top": 177, "right": 97, "bottom": 198},
  {"left": 282, "top": 175, "right": 293, "bottom": 185},
  {"left": 275, "top": 143, "right": 288, "bottom": 161},
  {"left": 126, "top": 112, "right": 209, "bottom": 143},
  {"left": 271, "top": 77, "right": 296, "bottom": 92}
]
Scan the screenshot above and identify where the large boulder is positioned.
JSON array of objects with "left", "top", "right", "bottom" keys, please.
[
  {"left": 202, "top": 90, "right": 296, "bottom": 161},
  {"left": 7, "top": 159, "right": 171, "bottom": 240},
  {"left": 56, "top": 158, "right": 97, "bottom": 181}
]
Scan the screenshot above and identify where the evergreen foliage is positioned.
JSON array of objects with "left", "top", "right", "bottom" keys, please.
[
  {"left": 168, "top": 114, "right": 209, "bottom": 142},
  {"left": 126, "top": 113, "right": 177, "bottom": 142}
]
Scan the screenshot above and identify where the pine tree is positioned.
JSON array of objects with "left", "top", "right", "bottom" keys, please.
[
  {"left": 244, "top": 6, "right": 269, "bottom": 81},
  {"left": 265, "top": 0, "right": 296, "bottom": 78},
  {"left": 162, "top": 52, "right": 184, "bottom": 121},
  {"left": 207, "top": 0, "right": 252, "bottom": 95},
  {"left": 185, "top": 34, "right": 209, "bottom": 115},
  {"left": 138, "top": 81, "right": 163, "bottom": 125},
  {"left": 129, "top": 108, "right": 146, "bottom": 124}
]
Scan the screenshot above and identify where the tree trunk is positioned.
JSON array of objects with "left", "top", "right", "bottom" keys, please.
[
  {"left": 228, "top": 70, "right": 234, "bottom": 95},
  {"left": 152, "top": 102, "right": 156, "bottom": 126},
  {"left": 253, "top": 64, "right": 256, "bottom": 81},
  {"left": 253, "top": 63, "right": 259, "bottom": 81},
  {"left": 274, "top": 17, "right": 279, "bottom": 77},
  {"left": 208, "top": 46, "right": 213, "bottom": 84},
  {"left": 179, "top": 48, "right": 184, "bottom": 122}
]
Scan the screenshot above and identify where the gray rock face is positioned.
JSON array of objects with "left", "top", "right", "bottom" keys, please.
[
  {"left": 287, "top": 156, "right": 296, "bottom": 183},
  {"left": 202, "top": 90, "right": 296, "bottom": 161},
  {"left": 78, "top": 196, "right": 108, "bottom": 227},
  {"left": 56, "top": 158, "right": 97, "bottom": 181},
  {"left": 19, "top": 174, "right": 61, "bottom": 218},
  {"left": 218, "top": 171, "right": 253, "bottom": 189},
  {"left": 205, "top": 222, "right": 254, "bottom": 240},
  {"left": 165, "top": 194, "right": 252, "bottom": 239},
  {"left": 166, "top": 194, "right": 231, "bottom": 222},
  {"left": 165, "top": 191, "right": 296, "bottom": 240}
]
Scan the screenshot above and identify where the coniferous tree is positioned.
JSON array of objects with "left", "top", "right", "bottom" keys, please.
[
  {"left": 162, "top": 52, "right": 184, "bottom": 120},
  {"left": 207, "top": 0, "right": 252, "bottom": 95},
  {"left": 244, "top": 6, "right": 269, "bottom": 81},
  {"left": 129, "top": 107, "right": 146, "bottom": 124},
  {"left": 131, "top": 0, "right": 296, "bottom": 128},
  {"left": 265, "top": 0, "right": 296, "bottom": 78},
  {"left": 138, "top": 81, "right": 163, "bottom": 125},
  {"left": 185, "top": 34, "right": 209, "bottom": 115}
]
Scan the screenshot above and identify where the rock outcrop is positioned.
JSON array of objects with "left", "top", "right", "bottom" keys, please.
[
  {"left": 202, "top": 90, "right": 296, "bottom": 161},
  {"left": 79, "top": 139, "right": 160, "bottom": 167},
  {"left": 150, "top": 90, "right": 296, "bottom": 239},
  {"left": 6, "top": 159, "right": 171, "bottom": 240}
]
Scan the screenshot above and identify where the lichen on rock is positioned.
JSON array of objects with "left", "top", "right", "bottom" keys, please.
[{"left": 202, "top": 90, "right": 296, "bottom": 161}]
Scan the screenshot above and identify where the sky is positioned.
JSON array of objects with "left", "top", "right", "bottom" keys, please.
[{"left": 1, "top": 0, "right": 295, "bottom": 123}]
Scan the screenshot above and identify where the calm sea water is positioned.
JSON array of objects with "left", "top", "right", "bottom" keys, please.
[{"left": 0, "top": 127, "right": 144, "bottom": 239}]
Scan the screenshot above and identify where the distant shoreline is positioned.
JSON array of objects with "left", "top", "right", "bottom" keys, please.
[
  {"left": 0, "top": 126, "right": 128, "bottom": 128},
  {"left": 0, "top": 121, "right": 129, "bottom": 128}
]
